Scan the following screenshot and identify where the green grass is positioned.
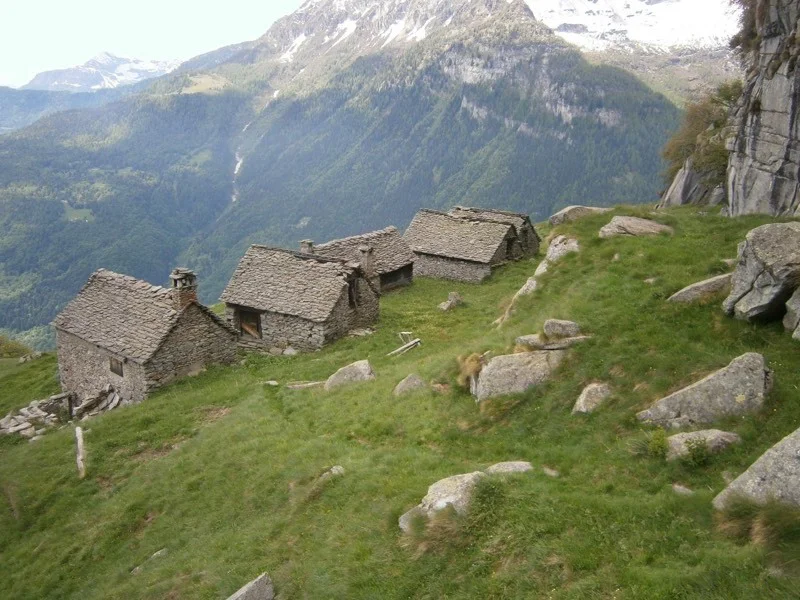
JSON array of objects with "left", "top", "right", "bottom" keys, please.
[{"left": 1, "top": 206, "right": 799, "bottom": 598}]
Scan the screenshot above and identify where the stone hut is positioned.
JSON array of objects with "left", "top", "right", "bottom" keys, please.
[
  {"left": 220, "top": 245, "right": 379, "bottom": 352},
  {"left": 403, "top": 209, "right": 523, "bottom": 282},
  {"left": 53, "top": 268, "right": 238, "bottom": 404},
  {"left": 448, "top": 206, "right": 540, "bottom": 256},
  {"left": 301, "top": 226, "right": 415, "bottom": 292}
]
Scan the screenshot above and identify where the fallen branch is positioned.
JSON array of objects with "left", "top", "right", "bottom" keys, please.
[
  {"left": 387, "top": 338, "right": 421, "bottom": 357},
  {"left": 75, "top": 427, "right": 86, "bottom": 479}
]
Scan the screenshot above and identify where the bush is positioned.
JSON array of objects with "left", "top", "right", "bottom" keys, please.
[{"left": 682, "top": 437, "right": 711, "bottom": 467}]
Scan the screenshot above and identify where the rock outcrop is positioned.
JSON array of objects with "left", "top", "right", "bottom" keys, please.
[
  {"left": 666, "top": 430, "right": 741, "bottom": 461},
  {"left": 543, "top": 319, "right": 581, "bottom": 339},
  {"left": 713, "top": 426, "right": 800, "bottom": 509},
  {"left": 722, "top": 222, "right": 800, "bottom": 320},
  {"left": 324, "top": 360, "right": 376, "bottom": 391},
  {"left": 548, "top": 205, "right": 611, "bottom": 226},
  {"left": 226, "top": 573, "right": 275, "bottom": 600},
  {"left": 474, "top": 350, "right": 565, "bottom": 402},
  {"left": 658, "top": 158, "right": 726, "bottom": 209},
  {"left": 545, "top": 235, "right": 580, "bottom": 264},
  {"left": 668, "top": 273, "right": 732, "bottom": 303},
  {"left": 572, "top": 383, "right": 612, "bottom": 414},
  {"left": 636, "top": 353, "right": 771, "bottom": 429},
  {"left": 783, "top": 286, "right": 800, "bottom": 339},
  {"left": 726, "top": 0, "right": 800, "bottom": 216},
  {"left": 599, "top": 216, "right": 674, "bottom": 238}
]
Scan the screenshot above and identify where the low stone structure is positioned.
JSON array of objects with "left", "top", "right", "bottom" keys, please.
[
  {"left": 448, "top": 206, "right": 541, "bottom": 256},
  {"left": 221, "top": 246, "right": 379, "bottom": 352},
  {"left": 403, "top": 209, "right": 526, "bottom": 283},
  {"left": 54, "top": 268, "right": 237, "bottom": 404},
  {"left": 304, "top": 226, "right": 415, "bottom": 292}
]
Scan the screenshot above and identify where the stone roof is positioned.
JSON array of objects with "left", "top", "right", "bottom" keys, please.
[
  {"left": 313, "top": 226, "right": 415, "bottom": 275},
  {"left": 448, "top": 206, "right": 532, "bottom": 230},
  {"left": 403, "top": 209, "right": 514, "bottom": 264},
  {"left": 220, "top": 245, "right": 362, "bottom": 322},
  {"left": 53, "top": 269, "right": 231, "bottom": 364}
]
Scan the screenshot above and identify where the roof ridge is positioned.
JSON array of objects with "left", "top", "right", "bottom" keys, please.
[
  {"left": 248, "top": 244, "right": 355, "bottom": 267},
  {"left": 314, "top": 226, "right": 399, "bottom": 248},
  {"left": 452, "top": 205, "right": 530, "bottom": 219}
]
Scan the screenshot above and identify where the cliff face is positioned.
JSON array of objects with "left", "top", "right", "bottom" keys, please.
[{"left": 727, "top": 0, "right": 800, "bottom": 216}]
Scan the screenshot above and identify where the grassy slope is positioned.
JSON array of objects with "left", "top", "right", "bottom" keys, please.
[{"left": 1, "top": 206, "right": 798, "bottom": 599}]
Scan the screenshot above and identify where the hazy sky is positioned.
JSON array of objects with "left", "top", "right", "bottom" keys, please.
[{"left": 0, "top": 0, "right": 305, "bottom": 88}]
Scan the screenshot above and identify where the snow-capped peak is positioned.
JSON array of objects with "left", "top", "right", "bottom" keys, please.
[
  {"left": 22, "top": 53, "right": 181, "bottom": 93},
  {"left": 524, "top": 0, "right": 740, "bottom": 51}
]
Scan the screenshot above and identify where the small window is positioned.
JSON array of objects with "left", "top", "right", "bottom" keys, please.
[
  {"left": 238, "top": 309, "right": 262, "bottom": 339},
  {"left": 348, "top": 279, "right": 358, "bottom": 308},
  {"left": 110, "top": 357, "right": 124, "bottom": 377}
]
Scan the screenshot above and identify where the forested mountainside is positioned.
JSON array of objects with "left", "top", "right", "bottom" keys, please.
[
  {"left": 0, "top": 0, "right": 680, "bottom": 345},
  {"left": 0, "top": 86, "right": 132, "bottom": 134}
]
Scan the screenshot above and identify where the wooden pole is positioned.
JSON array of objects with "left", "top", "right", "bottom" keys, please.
[{"left": 75, "top": 427, "right": 86, "bottom": 479}]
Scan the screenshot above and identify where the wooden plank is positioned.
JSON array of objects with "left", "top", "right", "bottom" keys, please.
[{"left": 387, "top": 338, "right": 421, "bottom": 357}]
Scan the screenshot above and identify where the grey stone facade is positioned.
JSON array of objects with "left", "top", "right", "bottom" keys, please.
[
  {"left": 221, "top": 245, "right": 379, "bottom": 352},
  {"left": 404, "top": 209, "right": 527, "bottom": 283},
  {"left": 413, "top": 253, "right": 493, "bottom": 283},
  {"left": 54, "top": 269, "right": 238, "bottom": 404}
]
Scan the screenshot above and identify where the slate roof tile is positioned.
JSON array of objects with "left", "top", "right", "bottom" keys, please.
[
  {"left": 313, "top": 226, "right": 415, "bottom": 275},
  {"left": 402, "top": 209, "right": 513, "bottom": 264},
  {"left": 220, "top": 246, "right": 358, "bottom": 322}
]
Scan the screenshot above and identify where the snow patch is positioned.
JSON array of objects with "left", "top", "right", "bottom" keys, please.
[
  {"left": 329, "top": 19, "right": 359, "bottom": 49},
  {"left": 280, "top": 33, "right": 308, "bottom": 63},
  {"left": 381, "top": 19, "right": 407, "bottom": 48}
]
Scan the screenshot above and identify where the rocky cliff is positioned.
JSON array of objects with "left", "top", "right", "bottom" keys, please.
[{"left": 726, "top": 0, "right": 800, "bottom": 216}]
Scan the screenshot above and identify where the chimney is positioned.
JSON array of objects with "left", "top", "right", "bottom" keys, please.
[
  {"left": 299, "top": 240, "right": 314, "bottom": 254},
  {"left": 358, "top": 245, "right": 375, "bottom": 279},
  {"left": 170, "top": 268, "right": 198, "bottom": 310}
]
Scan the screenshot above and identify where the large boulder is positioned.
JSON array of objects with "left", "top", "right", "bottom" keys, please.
[
  {"left": 324, "top": 360, "right": 376, "bottom": 391},
  {"left": 399, "top": 472, "right": 486, "bottom": 532},
  {"left": 393, "top": 374, "right": 428, "bottom": 397},
  {"left": 636, "top": 353, "right": 771, "bottom": 429},
  {"left": 666, "top": 430, "right": 741, "bottom": 461},
  {"left": 226, "top": 573, "right": 275, "bottom": 600},
  {"left": 722, "top": 222, "right": 800, "bottom": 321},
  {"left": 572, "top": 383, "right": 612, "bottom": 414},
  {"left": 475, "top": 351, "right": 565, "bottom": 402},
  {"left": 549, "top": 205, "right": 611, "bottom": 226},
  {"left": 783, "top": 287, "right": 800, "bottom": 339},
  {"left": 598, "top": 216, "right": 674, "bottom": 238},
  {"left": 668, "top": 274, "right": 732, "bottom": 303},
  {"left": 713, "top": 426, "right": 800, "bottom": 510}
]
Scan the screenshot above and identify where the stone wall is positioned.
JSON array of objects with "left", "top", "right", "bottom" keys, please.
[
  {"left": 226, "top": 304, "right": 325, "bottom": 351},
  {"left": 56, "top": 329, "right": 148, "bottom": 404},
  {"left": 145, "top": 304, "right": 238, "bottom": 391},
  {"left": 380, "top": 264, "right": 413, "bottom": 291},
  {"left": 518, "top": 223, "right": 540, "bottom": 257},
  {"left": 323, "top": 276, "right": 380, "bottom": 343},
  {"left": 726, "top": 0, "right": 800, "bottom": 216},
  {"left": 413, "top": 253, "right": 492, "bottom": 283}
]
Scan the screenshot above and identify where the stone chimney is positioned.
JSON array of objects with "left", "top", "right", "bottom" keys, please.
[
  {"left": 170, "top": 268, "right": 198, "bottom": 310},
  {"left": 358, "top": 245, "right": 375, "bottom": 279},
  {"left": 299, "top": 240, "right": 314, "bottom": 254}
]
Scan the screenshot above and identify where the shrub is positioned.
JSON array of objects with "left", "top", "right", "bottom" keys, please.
[
  {"left": 628, "top": 428, "right": 669, "bottom": 459},
  {"left": 682, "top": 437, "right": 711, "bottom": 467}
]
